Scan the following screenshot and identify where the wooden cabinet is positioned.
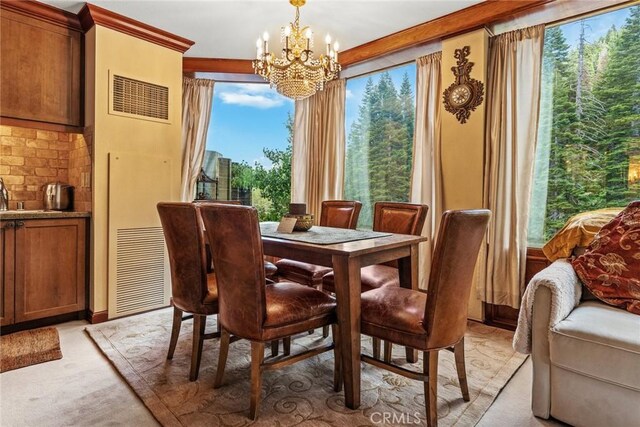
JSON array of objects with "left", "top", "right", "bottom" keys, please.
[
  {"left": 1, "top": 218, "right": 87, "bottom": 326},
  {"left": 0, "top": 4, "right": 82, "bottom": 127}
]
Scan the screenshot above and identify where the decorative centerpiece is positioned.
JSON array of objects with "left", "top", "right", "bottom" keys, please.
[{"left": 284, "top": 203, "right": 314, "bottom": 231}]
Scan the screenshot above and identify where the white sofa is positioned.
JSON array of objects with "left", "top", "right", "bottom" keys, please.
[{"left": 529, "top": 262, "right": 640, "bottom": 426}]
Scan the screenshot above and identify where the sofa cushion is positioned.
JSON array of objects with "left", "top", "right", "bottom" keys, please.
[
  {"left": 550, "top": 301, "right": 640, "bottom": 391},
  {"left": 572, "top": 201, "right": 640, "bottom": 315}
]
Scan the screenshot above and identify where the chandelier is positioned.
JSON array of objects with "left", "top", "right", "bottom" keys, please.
[{"left": 253, "top": 0, "right": 341, "bottom": 100}]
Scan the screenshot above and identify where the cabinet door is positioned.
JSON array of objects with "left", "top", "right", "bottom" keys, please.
[
  {"left": 14, "top": 218, "right": 86, "bottom": 322},
  {"left": 0, "top": 221, "right": 15, "bottom": 326},
  {"left": 0, "top": 10, "right": 82, "bottom": 126}
]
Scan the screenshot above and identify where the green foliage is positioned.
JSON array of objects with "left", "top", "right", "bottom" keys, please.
[
  {"left": 228, "top": 113, "right": 292, "bottom": 221},
  {"left": 231, "top": 161, "right": 254, "bottom": 190},
  {"left": 251, "top": 113, "right": 293, "bottom": 221},
  {"left": 345, "top": 70, "right": 415, "bottom": 228},
  {"left": 529, "top": 7, "right": 640, "bottom": 245}
]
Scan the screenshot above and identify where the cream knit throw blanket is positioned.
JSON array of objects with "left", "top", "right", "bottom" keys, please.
[{"left": 513, "top": 260, "right": 582, "bottom": 354}]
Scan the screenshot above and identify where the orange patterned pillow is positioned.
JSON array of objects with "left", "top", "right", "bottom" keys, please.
[{"left": 572, "top": 201, "right": 640, "bottom": 315}]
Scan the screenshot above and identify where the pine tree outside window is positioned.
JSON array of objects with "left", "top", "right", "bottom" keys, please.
[
  {"left": 344, "top": 64, "right": 417, "bottom": 229},
  {"left": 528, "top": 5, "right": 640, "bottom": 247}
]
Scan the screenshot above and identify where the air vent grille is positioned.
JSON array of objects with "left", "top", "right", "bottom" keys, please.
[
  {"left": 115, "top": 227, "right": 166, "bottom": 316},
  {"left": 112, "top": 75, "right": 169, "bottom": 120}
]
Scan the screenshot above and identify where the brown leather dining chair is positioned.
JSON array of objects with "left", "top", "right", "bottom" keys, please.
[
  {"left": 359, "top": 209, "right": 490, "bottom": 427},
  {"left": 157, "top": 202, "right": 220, "bottom": 381},
  {"left": 322, "top": 201, "right": 428, "bottom": 294},
  {"left": 322, "top": 201, "right": 427, "bottom": 343},
  {"left": 275, "top": 200, "right": 362, "bottom": 289},
  {"left": 199, "top": 203, "right": 342, "bottom": 420},
  {"left": 195, "top": 200, "right": 279, "bottom": 281}
]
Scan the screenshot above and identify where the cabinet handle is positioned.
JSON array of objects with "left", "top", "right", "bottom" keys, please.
[
  {"left": 16, "top": 221, "right": 25, "bottom": 228},
  {"left": 1, "top": 222, "right": 15, "bottom": 229}
]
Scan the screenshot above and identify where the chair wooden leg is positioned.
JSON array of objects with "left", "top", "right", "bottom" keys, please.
[
  {"left": 249, "top": 342, "right": 265, "bottom": 420},
  {"left": 331, "top": 324, "right": 342, "bottom": 392},
  {"left": 214, "top": 329, "right": 230, "bottom": 388},
  {"left": 283, "top": 337, "right": 291, "bottom": 356},
  {"left": 454, "top": 339, "right": 470, "bottom": 401},
  {"left": 189, "top": 314, "right": 206, "bottom": 381},
  {"left": 383, "top": 340, "right": 392, "bottom": 363},
  {"left": 424, "top": 350, "right": 439, "bottom": 427},
  {"left": 372, "top": 337, "right": 380, "bottom": 360},
  {"left": 167, "top": 306, "right": 183, "bottom": 360},
  {"left": 271, "top": 340, "right": 279, "bottom": 357},
  {"left": 323, "top": 325, "right": 330, "bottom": 338}
]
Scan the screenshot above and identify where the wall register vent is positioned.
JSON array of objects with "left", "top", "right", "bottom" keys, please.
[
  {"left": 112, "top": 74, "right": 169, "bottom": 121},
  {"left": 115, "top": 227, "right": 166, "bottom": 316}
]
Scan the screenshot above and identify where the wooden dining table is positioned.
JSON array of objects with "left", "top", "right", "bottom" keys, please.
[{"left": 260, "top": 223, "right": 427, "bottom": 409}]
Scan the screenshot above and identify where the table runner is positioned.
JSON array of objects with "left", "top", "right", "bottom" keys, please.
[{"left": 260, "top": 222, "right": 391, "bottom": 245}]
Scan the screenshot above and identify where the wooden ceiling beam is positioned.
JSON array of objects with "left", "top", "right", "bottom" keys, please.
[
  {"left": 339, "top": 0, "right": 554, "bottom": 67},
  {"left": 182, "top": 57, "right": 254, "bottom": 74}
]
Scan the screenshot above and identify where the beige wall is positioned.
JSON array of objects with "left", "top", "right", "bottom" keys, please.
[
  {"left": 440, "top": 29, "right": 489, "bottom": 320},
  {"left": 86, "top": 25, "right": 183, "bottom": 315}
]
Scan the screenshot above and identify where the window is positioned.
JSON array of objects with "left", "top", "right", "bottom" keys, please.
[
  {"left": 203, "top": 82, "right": 294, "bottom": 221},
  {"left": 528, "top": 6, "right": 640, "bottom": 247},
  {"left": 344, "top": 63, "right": 417, "bottom": 228}
]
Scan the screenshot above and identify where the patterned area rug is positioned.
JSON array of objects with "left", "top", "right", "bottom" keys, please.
[{"left": 86, "top": 308, "right": 526, "bottom": 426}]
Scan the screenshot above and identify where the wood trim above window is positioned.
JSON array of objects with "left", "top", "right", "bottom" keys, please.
[
  {"left": 183, "top": 58, "right": 254, "bottom": 74},
  {"left": 339, "top": 0, "right": 552, "bottom": 67},
  {"left": 78, "top": 3, "right": 194, "bottom": 53}
]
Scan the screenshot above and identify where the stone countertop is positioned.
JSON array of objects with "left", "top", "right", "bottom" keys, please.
[{"left": 0, "top": 210, "right": 91, "bottom": 220}]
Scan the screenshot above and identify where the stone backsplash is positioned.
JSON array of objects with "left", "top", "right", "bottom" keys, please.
[{"left": 0, "top": 124, "right": 92, "bottom": 211}]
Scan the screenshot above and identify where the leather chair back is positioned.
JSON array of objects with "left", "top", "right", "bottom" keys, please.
[
  {"left": 423, "top": 209, "right": 490, "bottom": 349},
  {"left": 373, "top": 202, "right": 428, "bottom": 267},
  {"left": 199, "top": 204, "right": 267, "bottom": 340},
  {"left": 320, "top": 200, "right": 362, "bottom": 229},
  {"left": 157, "top": 202, "right": 210, "bottom": 314},
  {"left": 373, "top": 202, "right": 428, "bottom": 235}
]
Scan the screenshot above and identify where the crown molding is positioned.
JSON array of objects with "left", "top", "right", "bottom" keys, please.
[
  {"left": 183, "top": 58, "right": 254, "bottom": 74},
  {"left": 339, "top": 0, "right": 553, "bottom": 67},
  {"left": 0, "top": 0, "right": 81, "bottom": 31},
  {"left": 78, "top": 3, "right": 194, "bottom": 53}
]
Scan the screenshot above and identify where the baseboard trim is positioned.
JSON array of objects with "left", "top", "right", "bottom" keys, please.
[{"left": 88, "top": 310, "right": 108, "bottom": 324}]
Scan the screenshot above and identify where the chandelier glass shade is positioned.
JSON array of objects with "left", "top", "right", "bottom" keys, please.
[{"left": 253, "top": 0, "right": 341, "bottom": 100}]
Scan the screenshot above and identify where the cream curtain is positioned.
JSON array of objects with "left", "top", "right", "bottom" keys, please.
[
  {"left": 180, "top": 77, "right": 215, "bottom": 201},
  {"left": 410, "top": 52, "right": 443, "bottom": 290},
  {"left": 482, "top": 25, "right": 545, "bottom": 308},
  {"left": 292, "top": 79, "right": 346, "bottom": 220}
]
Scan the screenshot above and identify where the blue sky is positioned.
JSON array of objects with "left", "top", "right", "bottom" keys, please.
[
  {"left": 206, "top": 82, "right": 293, "bottom": 166},
  {"left": 559, "top": 6, "right": 631, "bottom": 45}
]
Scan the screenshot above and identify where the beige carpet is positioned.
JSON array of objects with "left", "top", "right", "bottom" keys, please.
[
  {"left": 0, "top": 327, "right": 62, "bottom": 373},
  {"left": 86, "top": 308, "right": 526, "bottom": 426}
]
